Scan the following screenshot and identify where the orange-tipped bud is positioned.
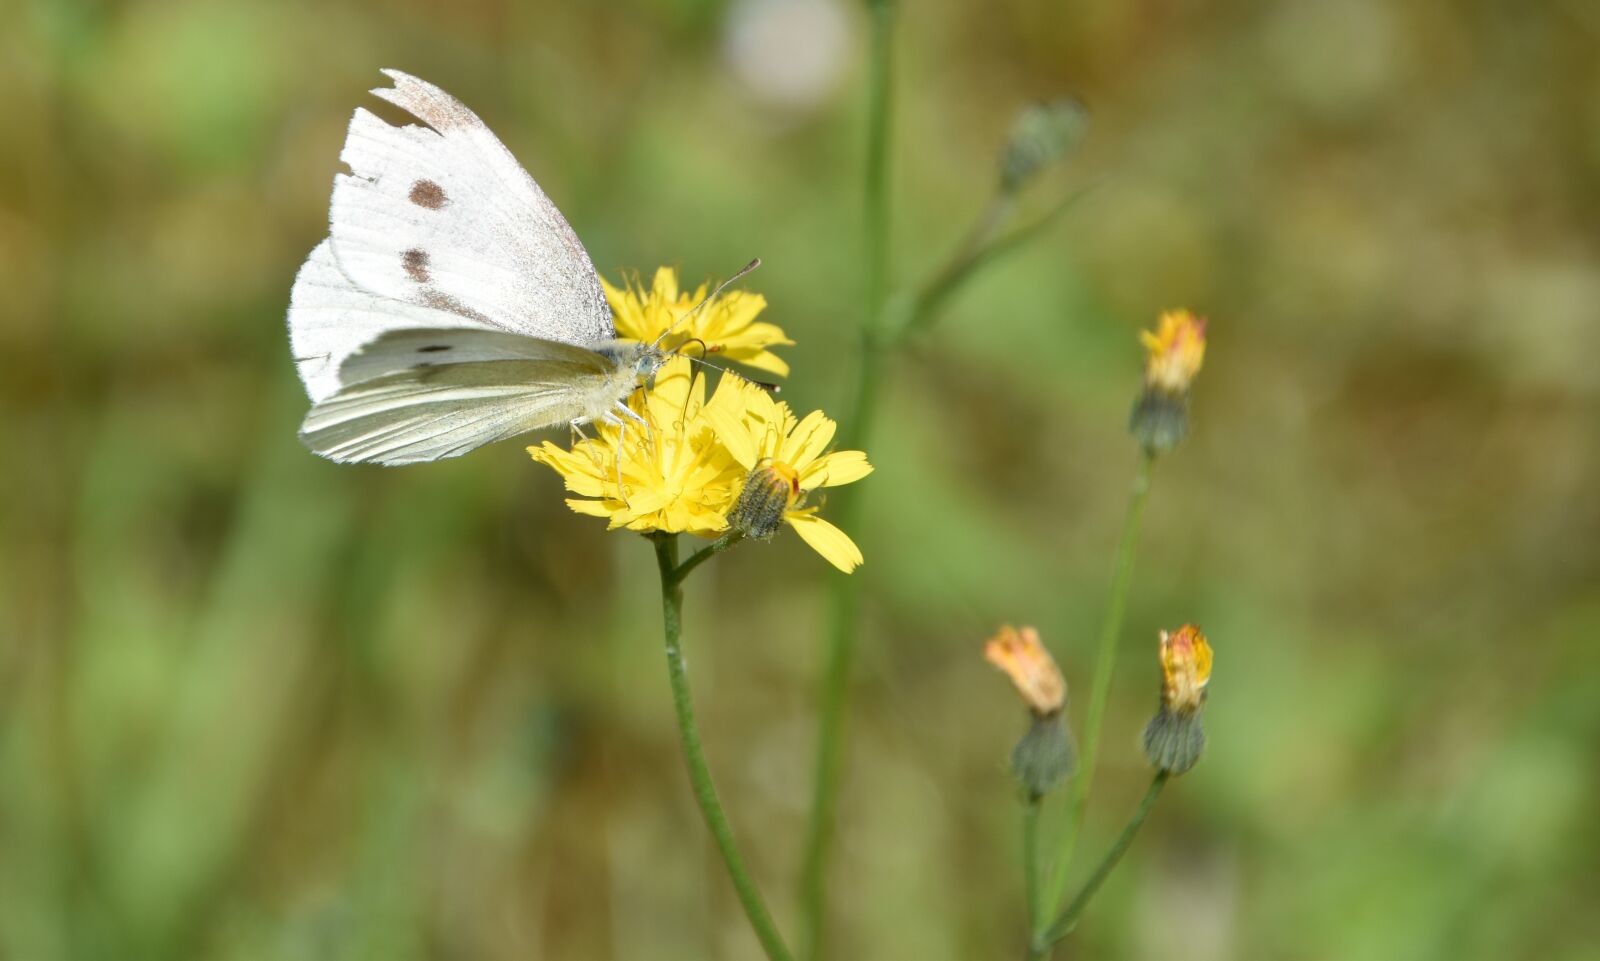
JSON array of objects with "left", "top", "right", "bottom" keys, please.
[
  {"left": 1143, "top": 624, "right": 1213, "bottom": 775},
  {"left": 1130, "top": 310, "right": 1207, "bottom": 454},
  {"left": 984, "top": 625, "right": 1067, "bottom": 716}
]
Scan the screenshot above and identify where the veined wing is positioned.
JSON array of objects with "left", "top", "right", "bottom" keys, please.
[
  {"left": 290, "top": 239, "right": 539, "bottom": 402},
  {"left": 291, "top": 69, "right": 613, "bottom": 401},
  {"left": 334, "top": 326, "right": 613, "bottom": 388},
  {"left": 300, "top": 359, "right": 608, "bottom": 466}
]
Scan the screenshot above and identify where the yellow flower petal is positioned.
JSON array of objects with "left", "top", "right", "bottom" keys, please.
[
  {"left": 566, "top": 498, "right": 614, "bottom": 518},
  {"left": 652, "top": 266, "right": 682, "bottom": 302},
  {"left": 780, "top": 409, "right": 836, "bottom": 468},
  {"left": 787, "top": 512, "right": 864, "bottom": 573},
  {"left": 702, "top": 377, "right": 763, "bottom": 468},
  {"left": 799, "top": 450, "right": 873, "bottom": 490},
  {"left": 731, "top": 350, "right": 791, "bottom": 378}
]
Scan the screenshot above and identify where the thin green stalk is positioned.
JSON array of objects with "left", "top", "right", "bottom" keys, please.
[
  {"left": 652, "top": 534, "right": 794, "bottom": 961},
  {"left": 670, "top": 532, "right": 744, "bottom": 588},
  {"left": 797, "top": 4, "right": 895, "bottom": 959},
  {"left": 1041, "top": 451, "right": 1156, "bottom": 920},
  {"left": 1022, "top": 795, "right": 1043, "bottom": 935},
  {"left": 1035, "top": 771, "right": 1170, "bottom": 951},
  {"left": 897, "top": 191, "right": 1013, "bottom": 341},
  {"left": 862, "top": 0, "right": 895, "bottom": 329}
]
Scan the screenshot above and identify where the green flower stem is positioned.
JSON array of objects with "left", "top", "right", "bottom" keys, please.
[
  {"left": 1022, "top": 794, "right": 1044, "bottom": 935},
  {"left": 1034, "top": 771, "right": 1170, "bottom": 952},
  {"left": 862, "top": 0, "right": 896, "bottom": 331},
  {"left": 895, "top": 191, "right": 1014, "bottom": 339},
  {"left": 797, "top": 3, "right": 895, "bottom": 959},
  {"left": 670, "top": 532, "right": 744, "bottom": 588},
  {"left": 1040, "top": 451, "right": 1156, "bottom": 923},
  {"left": 894, "top": 181, "right": 1096, "bottom": 344},
  {"left": 651, "top": 533, "right": 794, "bottom": 961}
]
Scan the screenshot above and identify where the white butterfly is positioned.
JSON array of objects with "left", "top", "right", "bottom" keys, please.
[{"left": 287, "top": 69, "right": 665, "bottom": 465}]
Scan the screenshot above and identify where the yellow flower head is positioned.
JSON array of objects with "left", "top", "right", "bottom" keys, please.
[
  {"left": 604, "top": 267, "right": 795, "bottom": 377},
  {"left": 528, "top": 357, "right": 743, "bottom": 537},
  {"left": 1157, "top": 624, "right": 1213, "bottom": 715},
  {"left": 1140, "top": 309, "right": 1207, "bottom": 393},
  {"left": 702, "top": 375, "right": 873, "bottom": 573},
  {"left": 984, "top": 625, "right": 1066, "bottom": 716}
]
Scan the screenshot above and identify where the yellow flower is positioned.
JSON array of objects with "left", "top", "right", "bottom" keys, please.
[
  {"left": 604, "top": 267, "right": 794, "bottom": 377},
  {"left": 984, "top": 625, "right": 1066, "bottom": 716},
  {"left": 528, "top": 357, "right": 743, "bottom": 537},
  {"left": 701, "top": 375, "right": 872, "bottom": 573},
  {"left": 1157, "top": 623, "right": 1212, "bottom": 715},
  {"left": 1139, "top": 309, "right": 1207, "bottom": 393}
]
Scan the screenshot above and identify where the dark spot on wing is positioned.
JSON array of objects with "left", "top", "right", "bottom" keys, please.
[
  {"left": 402, "top": 248, "right": 430, "bottom": 283},
  {"left": 418, "top": 289, "right": 507, "bottom": 330},
  {"left": 409, "top": 179, "right": 447, "bottom": 209},
  {"left": 418, "top": 344, "right": 451, "bottom": 353}
]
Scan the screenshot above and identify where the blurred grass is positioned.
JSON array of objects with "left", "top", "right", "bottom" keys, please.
[{"left": 3, "top": 0, "right": 1599, "bottom": 958}]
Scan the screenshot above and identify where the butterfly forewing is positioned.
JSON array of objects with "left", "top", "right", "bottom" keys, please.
[{"left": 290, "top": 69, "right": 615, "bottom": 404}]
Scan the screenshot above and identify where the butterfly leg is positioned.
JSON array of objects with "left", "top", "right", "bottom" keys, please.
[
  {"left": 570, "top": 419, "right": 607, "bottom": 470},
  {"left": 611, "top": 422, "right": 632, "bottom": 508},
  {"left": 614, "top": 399, "right": 654, "bottom": 447}
]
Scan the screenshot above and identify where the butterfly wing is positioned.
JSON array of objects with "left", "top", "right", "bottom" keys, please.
[
  {"left": 289, "top": 68, "right": 613, "bottom": 402},
  {"left": 299, "top": 329, "right": 619, "bottom": 465}
]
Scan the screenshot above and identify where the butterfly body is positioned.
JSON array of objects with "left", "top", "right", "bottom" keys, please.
[{"left": 288, "top": 70, "right": 654, "bottom": 465}]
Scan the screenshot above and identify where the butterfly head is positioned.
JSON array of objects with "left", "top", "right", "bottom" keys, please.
[
  {"left": 635, "top": 343, "right": 669, "bottom": 388},
  {"left": 598, "top": 340, "right": 669, "bottom": 389}
]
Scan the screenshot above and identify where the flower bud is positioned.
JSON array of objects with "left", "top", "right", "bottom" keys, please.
[
  {"left": 1129, "top": 310, "right": 1207, "bottom": 455},
  {"left": 984, "top": 625, "right": 1066, "bottom": 716},
  {"left": 1141, "top": 625, "right": 1212, "bottom": 775},
  {"left": 1000, "top": 99, "right": 1089, "bottom": 193},
  {"left": 728, "top": 462, "right": 800, "bottom": 540},
  {"left": 986, "top": 625, "right": 1075, "bottom": 797},
  {"left": 1012, "top": 714, "right": 1075, "bottom": 799}
]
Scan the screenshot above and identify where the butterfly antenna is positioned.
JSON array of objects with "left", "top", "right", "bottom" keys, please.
[
  {"left": 650, "top": 257, "right": 762, "bottom": 350},
  {"left": 672, "top": 336, "right": 782, "bottom": 394}
]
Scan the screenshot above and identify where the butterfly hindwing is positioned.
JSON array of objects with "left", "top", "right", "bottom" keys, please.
[
  {"left": 334, "top": 327, "right": 613, "bottom": 388},
  {"left": 289, "top": 239, "right": 525, "bottom": 402},
  {"left": 299, "top": 357, "right": 612, "bottom": 466}
]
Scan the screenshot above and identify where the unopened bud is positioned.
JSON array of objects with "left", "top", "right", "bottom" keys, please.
[
  {"left": 985, "top": 625, "right": 1075, "bottom": 797},
  {"left": 1013, "top": 713, "right": 1075, "bottom": 798},
  {"left": 1000, "top": 99, "right": 1089, "bottom": 193},
  {"left": 1141, "top": 625, "right": 1212, "bottom": 775},
  {"left": 984, "top": 625, "right": 1066, "bottom": 715},
  {"left": 1129, "top": 310, "right": 1207, "bottom": 455},
  {"left": 729, "top": 462, "right": 799, "bottom": 540}
]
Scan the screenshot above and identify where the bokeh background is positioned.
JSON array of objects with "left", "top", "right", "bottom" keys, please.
[{"left": 5, "top": 0, "right": 1600, "bottom": 958}]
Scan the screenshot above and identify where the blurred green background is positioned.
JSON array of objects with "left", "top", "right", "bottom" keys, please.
[{"left": 5, "top": 0, "right": 1600, "bottom": 958}]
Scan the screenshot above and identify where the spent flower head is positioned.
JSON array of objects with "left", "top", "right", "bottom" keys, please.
[
  {"left": 604, "top": 267, "right": 794, "bottom": 377},
  {"left": 1142, "top": 624, "right": 1213, "bottom": 775},
  {"left": 1130, "top": 309, "right": 1207, "bottom": 454},
  {"left": 702, "top": 374, "right": 872, "bottom": 573}
]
